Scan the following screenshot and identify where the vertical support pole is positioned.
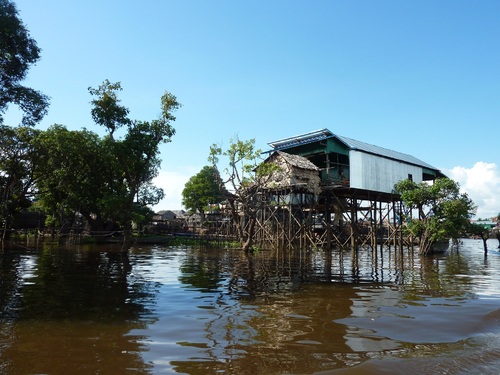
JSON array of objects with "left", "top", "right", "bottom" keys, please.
[
  {"left": 351, "top": 196, "right": 357, "bottom": 250},
  {"left": 326, "top": 192, "right": 332, "bottom": 250},
  {"left": 373, "top": 198, "right": 378, "bottom": 249}
]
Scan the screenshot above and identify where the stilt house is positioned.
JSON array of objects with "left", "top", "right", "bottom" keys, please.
[{"left": 267, "top": 129, "right": 445, "bottom": 197}]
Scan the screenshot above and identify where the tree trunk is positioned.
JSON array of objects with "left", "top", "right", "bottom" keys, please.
[
  {"left": 121, "top": 220, "right": 133, "bottom": 252},
  {"left": 481, "top": 232, "right": 488, "bottom": 254}
]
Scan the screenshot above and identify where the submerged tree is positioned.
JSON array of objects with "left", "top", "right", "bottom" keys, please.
[
  {"left": 0, "top": 0, "right": 49, "bottom": 126},
  {"left": 467, "top": 222, "right": 491, "bottom": 254},
  {"left": 88, "top": 80, "right": 180, "bottom": 249},
  {"left": 394, "top": 177, "right": 476, "bottom": 255},
  {"left": 209, "top": 138, "right": 279, "bottom": 252}
]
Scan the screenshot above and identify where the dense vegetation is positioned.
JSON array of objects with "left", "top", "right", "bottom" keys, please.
[
  {"left": 0, "top": 1, "right": 180, "bottom": 249},
  {"left": 394, "top": 178, "right": 476, "bottom": 255}
]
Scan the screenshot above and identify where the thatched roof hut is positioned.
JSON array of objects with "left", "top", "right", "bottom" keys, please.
[{"left": 263, "top": 151, "right": 321, "bottom": 195}]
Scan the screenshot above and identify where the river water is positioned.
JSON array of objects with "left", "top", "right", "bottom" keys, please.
[{"left": 1, "top": 238, "right": 499, "bottom": 374}]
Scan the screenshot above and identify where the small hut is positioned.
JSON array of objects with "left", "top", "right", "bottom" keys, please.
[{"left": 263, "top": 151, "right": 321, "bottom": 195}]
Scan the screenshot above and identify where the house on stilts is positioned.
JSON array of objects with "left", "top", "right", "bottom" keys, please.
[{"left": 249, "top": 128, "right": 446, "bottom": 249}]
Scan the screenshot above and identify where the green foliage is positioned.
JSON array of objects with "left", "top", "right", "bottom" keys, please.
[
  {"left": 394, "top": 177, "right": 476, "bottom": 255},
  {"left": 0, "top": 124, "right": 40, "bottom": 237},
  {"left": 0, "top": 0, "right": 49, "bottom": 126},
  {"left": 209, "top": 137, "right": 280, "bottom": 252},
  {"left": 88, "top": 80, "right": 130, "bottom": 137},
  {"left": 88, "top": 80, "right": 180, "bottom": 248},
  {"left": 32, "top": 124, "right": 112, "bottom": 230},
  {"left": 182, "top": 166, "right": 225, "bottom": 215}
]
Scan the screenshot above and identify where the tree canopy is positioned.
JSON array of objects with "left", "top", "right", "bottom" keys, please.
[
  {"left": 0, "top": 124, "right": 39, "bottom": 238},
  {"left": 88, "top": 80, "right": 180, "bottom": 248},
  {"left": 0, "top": 0, "right": 49, "bottom": 126},
  {"left": 394, "top": 177, "right": 476, "bottom": 255},
  {"left": 182, "top": 166, "right": 225, "bottom": 220}
]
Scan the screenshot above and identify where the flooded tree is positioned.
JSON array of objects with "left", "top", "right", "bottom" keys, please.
[
  {"left": 88, "top": 80, "right": 181, "bottom": 249},
  {"left": 394, "top": 177, "right": 476, "bottom": 255},
  {"left": 209, "top": 137, "right": 279, "bottom": 252}
]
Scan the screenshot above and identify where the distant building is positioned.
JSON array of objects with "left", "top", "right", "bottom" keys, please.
[
  {"left": 472, "top": 219, "right": 498, "bottom": 229},
  {"left": 154, "top": 210, "right": 178, "bottom": 221}
]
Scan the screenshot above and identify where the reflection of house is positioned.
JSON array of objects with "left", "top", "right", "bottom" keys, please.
[{"left": 267, "top": 129, "right": 445, "bottom": 195}]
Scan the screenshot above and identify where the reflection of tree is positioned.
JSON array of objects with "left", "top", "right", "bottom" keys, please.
[
  {"left": 177, "top": 245, "right": 226, "bottom": 292},
  {"left": 410, "top": 250, "right": 475, "bottom": 300},
  {"left": 171, "top": 244, "right": 487, "bottom": 374},
  {"left": 172, "top": 247, "right": 356, "bottom": 374},
  {"left": 0, "top": 243, "right": 157, "bottom": 374}
]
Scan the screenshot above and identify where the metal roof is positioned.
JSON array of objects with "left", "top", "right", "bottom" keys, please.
[
  {"left": 335, "top": 135, "right": 438, "bottom": 170},
  {"left": 267, "top": 129, "right": 334, "bottom": 150},
  {"left": 268, "top": 128, "right": 439, "bottom": 171}
]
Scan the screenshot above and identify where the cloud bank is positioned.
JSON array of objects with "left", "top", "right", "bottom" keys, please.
[{"left": 446, "top": 162, "right": 500, "bottom": 219}]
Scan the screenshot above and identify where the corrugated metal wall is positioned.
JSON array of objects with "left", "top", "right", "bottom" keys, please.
[{"left": 349, "top": 151, "right": 422, "bottom": 193}]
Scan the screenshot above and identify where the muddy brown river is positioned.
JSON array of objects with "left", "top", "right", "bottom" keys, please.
[{"left": 1, "top": 238, "right": 499, "bottom": 374}]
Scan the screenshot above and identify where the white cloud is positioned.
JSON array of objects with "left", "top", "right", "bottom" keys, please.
[
  {"left": 446, "top": 162, "right": 500, "bottom": 219},
  {"left": 152, "top": 168, "right": 196, "bottom": 212}
]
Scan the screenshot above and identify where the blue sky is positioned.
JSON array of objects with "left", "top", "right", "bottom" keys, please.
[{"left": 6, "top": 0, "right": 500, "bottom": 218}]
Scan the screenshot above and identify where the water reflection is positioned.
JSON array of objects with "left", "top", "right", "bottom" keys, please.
[
  {"left": 1, "top": 239, "right": 500, "bottom": 374},
  {"left": 0, "top": 244, "right": 157, "bottom": 374}
]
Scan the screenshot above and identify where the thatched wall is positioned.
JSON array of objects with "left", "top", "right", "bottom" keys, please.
[{"left": 263, "top": 151, "right": 321, "bottom": 195}]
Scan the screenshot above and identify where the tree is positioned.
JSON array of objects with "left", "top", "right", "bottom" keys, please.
[
  {"left": 209, "top": 137, "right": 279, "bottom": 252},
  {"left": 467, "top": 222, "right": 490, "bottom": 254},
  {"left": 182, "top": 166, "right": 225, "bottom": 222},
  {"left": 0, "top": 0, "right": 49, "bottom": 126},
  {"left": 32, "top": 124, "right": 114, "bottom": 234},
  {"left": 88, "top": 79, "right": 130, "bottom": 138},
  {"left": 0, "top": 124, "right": 39, "bottom": 239},
  {"left": 88, "top": 80, "right": 180, "bottom": 249},
  {"left": 394, "top": 177, "right": 476, "bottom": 255}
]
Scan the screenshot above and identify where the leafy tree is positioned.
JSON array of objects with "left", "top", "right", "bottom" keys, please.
[
  {"left": 32, "top": 124, "right": 114, "bottom": 233},
  {"left": 0, "top": 124, "right": 39, "bottom": 238},
  {"left": 467, "top": 222, "right": 491, "bottom": 253},
  {"left": 88, "top": 80, "right": 180, "bottom": 249},
  {"left": 394, "top": 177, "right": 476, "bottom": 255},
  {"left": 0, "top": 0, "right": 49, "bottom": 126},
  {"left": 182, "top": 166, "right": 225, "bottom": 221},
  {"left": 88, "top": 79, "right": 130, "bottom": 138},
  {"left": 209, "top": 137, "right": 279, "bottom": 252}
]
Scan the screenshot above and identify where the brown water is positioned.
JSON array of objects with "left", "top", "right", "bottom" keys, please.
[{"left": 1, "top": 239, "right": 500, "bottom": 374}]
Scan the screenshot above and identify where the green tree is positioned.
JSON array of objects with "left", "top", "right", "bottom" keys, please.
[
  {"left": 33, "top": 124, "right": 114, "bottom": 234},
  {"left": 88, "top": 79, "right": 130, "bottom": 138},
  {"left": 0, "top": 124, "right": 39, "bottom": 239},
  {"left": 467, "top": 222, "right": 491, "bottom": 253},
  {"left": 394, "top": 177, "right": 476, "bottom": 255},
  {"left": 88, "top": 80, "right": 180, "bottom": 249},
  {"left": 182, "top": 166, "right": 225, "bottom": 222},
  {"left": 209, "top": 137, "right": 279, "bottom": 252},
  {"left": 0, "top": 0, "right": 49, "bottom": 126}
]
